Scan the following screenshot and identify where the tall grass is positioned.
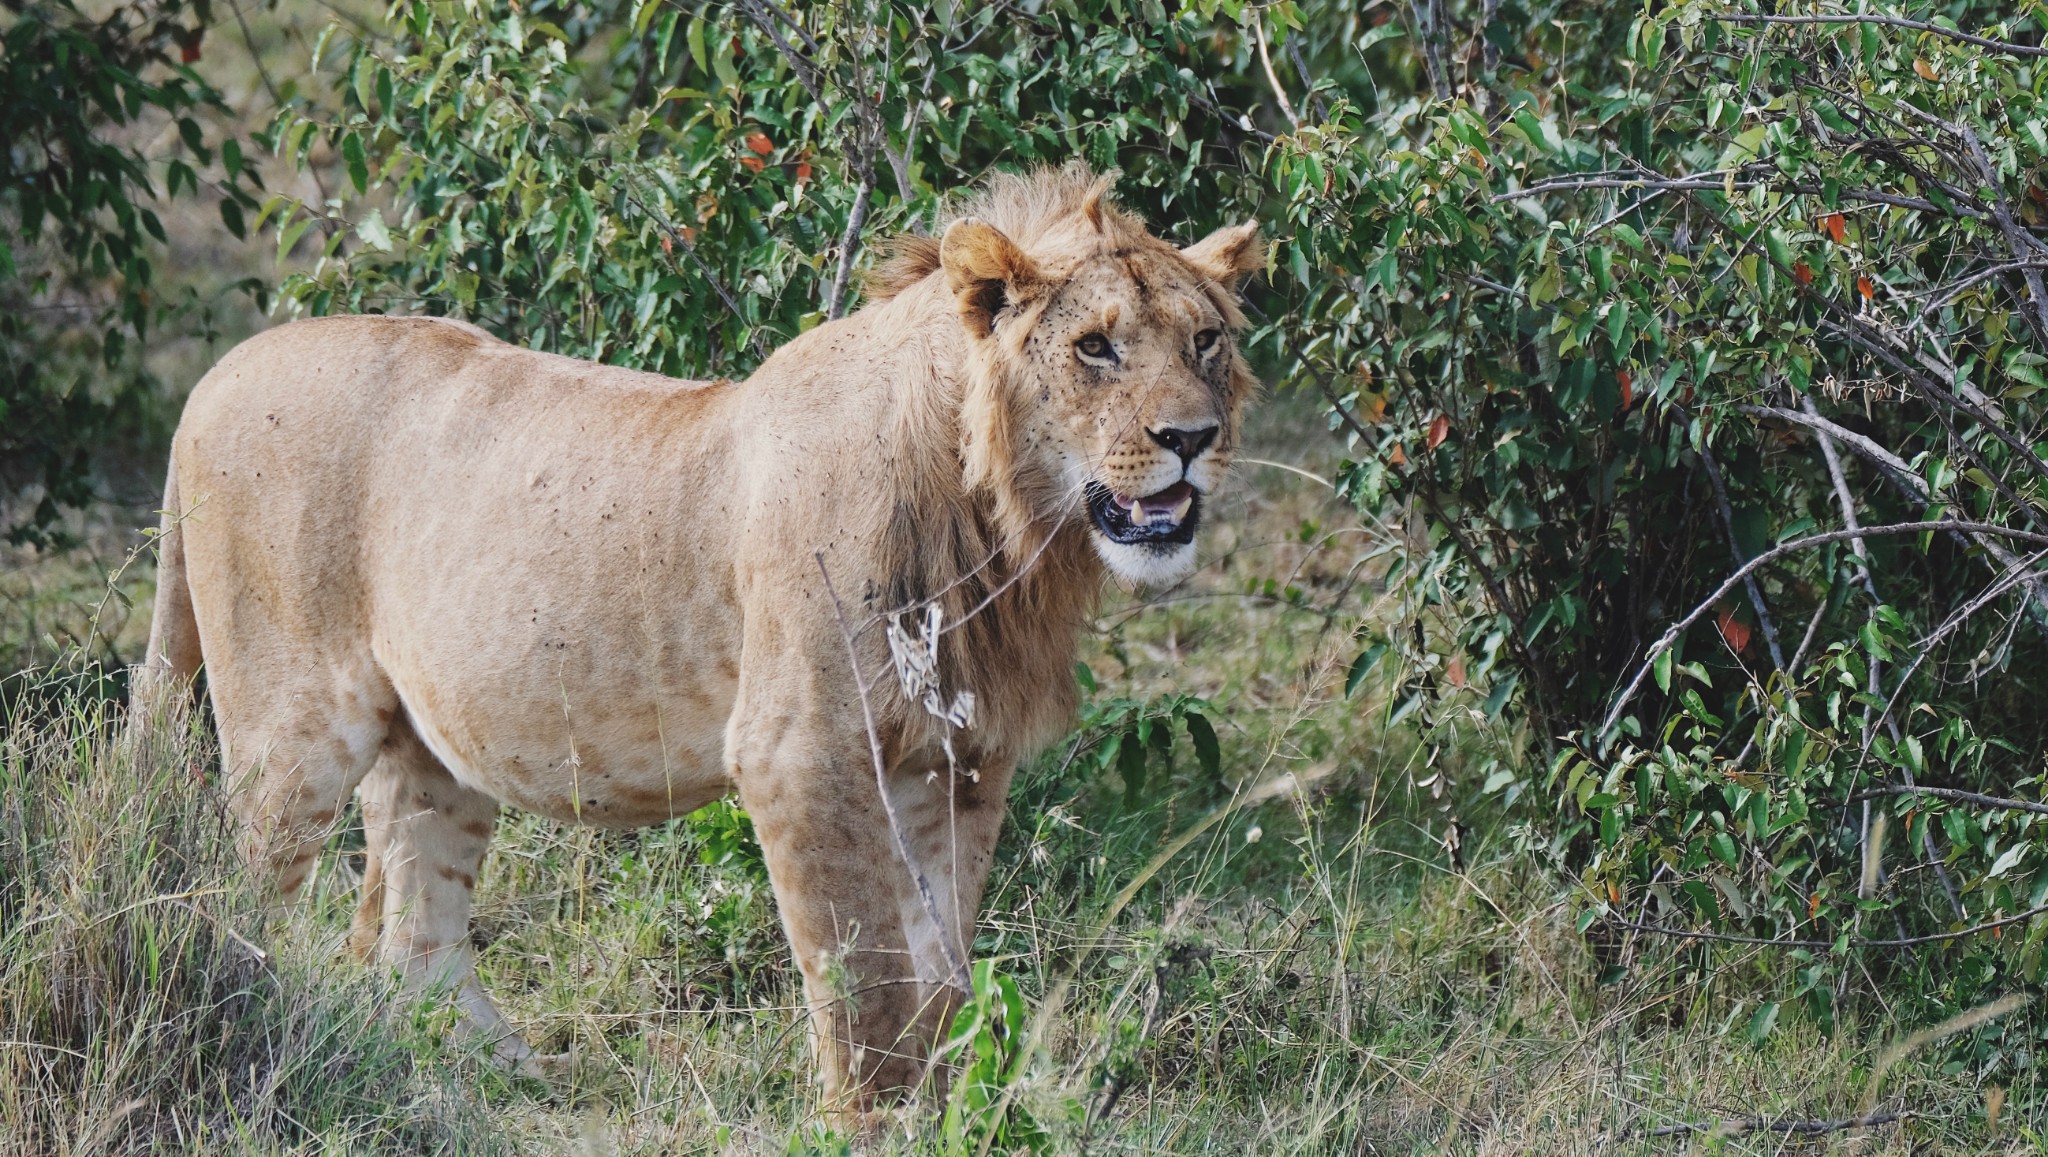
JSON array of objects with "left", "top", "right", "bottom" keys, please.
[
  {"left": 0, "top": 675, "right": 500, "bottom": 1154},
  {"left": 0, "top": 658, "right": 2031, "bottom": 1152}
]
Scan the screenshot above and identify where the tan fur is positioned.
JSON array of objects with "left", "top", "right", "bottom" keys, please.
[{"left": 135, "top": 164, "right": 1260, "bottom": 1117}]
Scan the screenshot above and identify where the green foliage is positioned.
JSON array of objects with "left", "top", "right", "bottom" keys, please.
[
  {"left": 939, "top": 960, "right": 1047, "bottom": 1154},
  {"left": 0, "top": 0, "right": 260, "bottom": 545},
  {"left": 1274, "top": 0, "right": 2048, "bottom": 1003},
  {"left": 1066, "top": 666, "right": 1224, "bottom": 812},
  {"left": 264, "top": 0, "right": 1281, "bottom": 374}
]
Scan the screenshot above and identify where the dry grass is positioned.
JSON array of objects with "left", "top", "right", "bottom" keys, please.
[{"left": 1, "top": 397, "right": 2038, "bottom": 1153}]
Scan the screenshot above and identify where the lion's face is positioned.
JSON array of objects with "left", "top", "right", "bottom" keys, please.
[{"left": 943, "top": 213, "right": 1262, "bottom": 586}]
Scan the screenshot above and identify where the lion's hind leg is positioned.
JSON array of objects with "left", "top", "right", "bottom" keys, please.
[
  {"left": 353, "top": 716, "right": 564, "bottom": 1073},
  {"left": 212, "top": 661, "right": 397, "bottom": 902}
]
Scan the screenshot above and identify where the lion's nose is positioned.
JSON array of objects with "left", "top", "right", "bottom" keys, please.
[{"left": 1148, "top": 424, "right": 1219, "bottom": 466}]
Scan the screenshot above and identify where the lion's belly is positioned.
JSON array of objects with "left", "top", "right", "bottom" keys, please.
[{"left": 383, "top": 655, "right": 739, "bottom": 828}]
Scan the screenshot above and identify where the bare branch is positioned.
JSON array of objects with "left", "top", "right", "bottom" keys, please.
[
  {"left": 1491, "top": 175, "right": 2013, "bottom": 224},
  {"left": 1675, "top": 403, "right": 1787, "bottom": 671},
  {"left": 1251, "top": 14, "right": 1302, "bottom": 131},
  {"left": 1613, "top": 900, "right": 2048, "bottom": 949},
  {"left": 827, "top": 177, "right": 873, "bottom": 322},
  {"left": 1709, "top": 12, "right": 2048, "bottom": 59},
  {"left": 737, "top": 0, "right": 824, "bottom": 103},
  {"left": 1845, "top": 784, "right": 2048, "bottom": 818}
]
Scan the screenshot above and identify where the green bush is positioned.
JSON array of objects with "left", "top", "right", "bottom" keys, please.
[{"left": 1274, "top": 0, "right": 2048, "bottom": 1023}]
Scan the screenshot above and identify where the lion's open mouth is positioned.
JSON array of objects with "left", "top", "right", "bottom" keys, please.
[{"left": 1086, "top": 480, "right": 1201, "bottom": 546}]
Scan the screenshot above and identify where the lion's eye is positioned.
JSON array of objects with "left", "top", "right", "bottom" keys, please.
[
  {"left": 1194, "top": 328, "right": 1221, "bottom": 355},
  {"left": 1075, "top": 333, "right": 1116, "bottom": 363}
]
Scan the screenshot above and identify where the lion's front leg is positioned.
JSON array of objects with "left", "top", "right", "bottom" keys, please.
[{"left": 731, "top": 727, "right": 1011, "bottom": 1120}]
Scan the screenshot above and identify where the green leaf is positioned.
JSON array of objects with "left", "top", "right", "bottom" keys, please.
[
  {"left": 1344, "top": 643, "right": 1386, "bottom": 698},
  {"left": 1653, "top": 648, "right": 1673, "bottom": 693},
  {"left": 1709, "top": 831, "right": 1739, "bottom": 868},
  {"left": 1118, "top": 732, "right": 1147, "bottom": 807},
  {"left": 355, "top": 208, "right": 393, "bottom": 252},
  {"left": 1186, "top": 712, "right": 1221, "bottom": 779},
  {"left": 1746, "top": 1001, "right": 1780, "bottom": 1045},
  {"left": 687, "top": 15, "right": 708, "bottom": 75},
  {"left": 341, "top": 131, "right": 369, "bottom": 194}
]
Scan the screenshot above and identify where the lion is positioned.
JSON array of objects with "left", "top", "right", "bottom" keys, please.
[{"left": 132, "top": 164, "right": 1261, "bottom": 1116}]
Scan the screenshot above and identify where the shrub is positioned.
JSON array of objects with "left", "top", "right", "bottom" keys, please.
[
  {"left": 0, "top": 0, "right": 261, "bottom": 545},
  {"left": 1273, "top": 0, "right": 2048, "bottom": 1024}
]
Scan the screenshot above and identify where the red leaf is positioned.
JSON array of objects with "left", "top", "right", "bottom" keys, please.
[
  {"left": 1913, "top": 57, "right": 1938, "bottom": 81},
  {"left": 739, "top": 155, "right": 766, "bottom": 173},
  {"left": 1857, "top": 275, "right": 1876, "bottom": 300},
  {"left": 1445, "top": 656, "right": 1466, "bottom": 688},
  {"left": 1820, "top": 213, "right": 1846, "bottom": 244},
  {"left": 744, "top": 131, "right": 774, "bottom": 155},
  {"left": 1793, "top": 261, "right": 1814, "bottom": 286},
  {"left": 1426, "top": 413, "right": 1450, "bottom": 450},
  {"left": 660, "top": 234, "right": 673, "bottom": 254},
  {"left": 1617, "top": 370, "right": 1633, "bottom": 412},
  {"left": 795, "top": 160, "right": 812, "bottom": 181},
  {"left": 1387, "top": 443, "right": 1407, "bottom": 467},
  {"left": 180, "top": 37, "right": 202, "bottom": 63},
  {"left": 1715, "top": 605, "right": 1752, "bottom": 654}
]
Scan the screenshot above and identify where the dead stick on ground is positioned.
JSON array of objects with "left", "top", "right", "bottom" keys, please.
[{"left": 1643, "top": 1110, "right": 1914, "bottom": 1138}]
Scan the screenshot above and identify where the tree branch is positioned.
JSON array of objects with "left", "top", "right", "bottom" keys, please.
[
  {"left": 1845, "top": 783, "right": 2048, "bottom": 818},
  {"left": 1675, "top": 403, "right": 1787, "bottom": 671},
  {"left": 1602, "top": 521, "right": 2048, "bottom": 739},
  {"left": 827, "top": 176, "right": 872, "bottom": 321},
  {"left": 1251, "top": 14, "right": 1301, "bottom": 131}
]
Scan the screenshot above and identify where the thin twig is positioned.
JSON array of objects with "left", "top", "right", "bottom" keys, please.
[
  {"left": 827, "top": 176, "right": 873, "bottom": 322},
  {"left": 1676, "top": 403, "right": 1787, "bottom": 671},
  {"left": 1251, "top": 14, "right": 1301, "bottom": 131},
  {"left": 813, "top": 552, "right": 970, "bottom": 993},
  {"left": 1492, "top": 176, "right": 2012, "bottom": 224},
  {"left": 1742, "top": 401, "right": 2048, "bottom": 622}
]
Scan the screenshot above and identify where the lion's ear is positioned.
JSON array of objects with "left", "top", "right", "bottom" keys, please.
[
  {"left": 941, "top": 217, "right": 1043, "bottom": 336},
  {"left": 1181, "top": 222, "right": 1265, "bottom": 294}
]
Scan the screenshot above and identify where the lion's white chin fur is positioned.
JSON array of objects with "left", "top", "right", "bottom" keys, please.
[{"left": 1092, "top": 535, "right": 1199, "bottom": 588}]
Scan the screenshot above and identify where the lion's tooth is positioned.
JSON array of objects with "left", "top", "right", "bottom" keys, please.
[
  {"left": 1130, "top": 500, "right": 1147, "bottom": 522},
  {"left": 1171, "top": 494, "right": 1193, "bottom": 522}
]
